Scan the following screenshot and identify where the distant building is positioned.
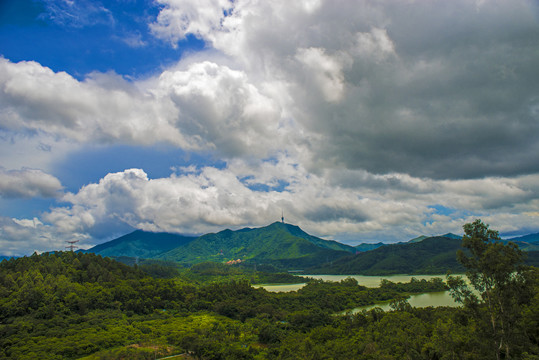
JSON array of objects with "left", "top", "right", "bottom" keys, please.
[{"left": 225, "top": 259, "right": 242, "bottom": 265}]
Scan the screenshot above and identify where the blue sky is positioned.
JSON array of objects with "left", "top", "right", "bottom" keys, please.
[
  {"left": 1, "top": 0, "right": 539, "bottom": 255},
  {"left": 0, "top": 0, "right": 204, "bottom": 79},
  {"left": 0, "top": 0, "right": 210, "bottom": 215}
]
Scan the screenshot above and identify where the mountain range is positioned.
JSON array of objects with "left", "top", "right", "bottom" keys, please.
[
  {"left": 84, "top": 222, "right": 356, "bottom": 269},
  {"left": 79, "top": 222, "right": 539, "bottom": 274},
  {"left": 85, "top": 230, "right": 197, "bottom": 259},
  {"left": 310, "top": 236, "right": 466, "bottom": 275},
  {"left": 501, "top": 233, "right": 539, "bottom": 251}
]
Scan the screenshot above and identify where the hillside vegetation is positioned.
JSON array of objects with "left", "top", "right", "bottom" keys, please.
[
  {"left": 310, "top": 236, "right": 466, "bottom": 275},
  {"left": 2, "top": 220, "right": 539, "bottom": 359},
  {"left": 85, "top": 222, "right": 355, "bottom": 269},
  {"left": 157, "top": 222, "right": 355, "bottom": 268},
  {"left": 1, "top": 251, "right": 449, "bottom": 359},
  {"left": 81, "top": 230, "right": 196, "bottom": 259},
  {"left": 309, "top": 235, "right": 539, "bottom": 275},
  {"left": 82, "top": 224, "right": 539, "bottom": 275}
]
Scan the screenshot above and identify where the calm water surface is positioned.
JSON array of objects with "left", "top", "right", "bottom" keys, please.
[
  {"left": 257, "top": 274, "right": 448, "bottom": 292},
  {"left": 351, "top": 291, "right": 458, "bottom": 313},
  {"left": 255, "top": 274, "right": 459, "bottom": 309}
]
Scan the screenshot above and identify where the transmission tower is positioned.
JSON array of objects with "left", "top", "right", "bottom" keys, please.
[{"left": 65, "top": 240, "right": 79, "bottom": 252}]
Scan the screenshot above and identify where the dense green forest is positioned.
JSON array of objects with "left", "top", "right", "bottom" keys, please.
[
  {"left": 1, "top": 220, "right": 539, "bottom": 359},
  {"left": 0, "top": 251, "right": 449, "bottom": 359}
]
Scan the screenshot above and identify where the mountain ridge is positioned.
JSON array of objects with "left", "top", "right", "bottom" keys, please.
[
  {"left": 81, "top": 230, "right": 196, "bottom": 259},
  {"left": 308, "top": 235, "right": 466, "bottom": 275},
  {"left": 82, "top": 224, "right": 539, "bottom": 273},
  {"left": 84, "top": 222, "right": 355, "bottom": 268},
  {"left": 156, "top": 222, "right": 355, "bottom": 268}
]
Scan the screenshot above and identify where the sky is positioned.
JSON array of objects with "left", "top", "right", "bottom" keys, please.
[{"left": 1, "top": 0, "right": 539, "bottom": 256}]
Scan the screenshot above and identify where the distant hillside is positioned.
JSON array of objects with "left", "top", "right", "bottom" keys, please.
[
  {"left": 83, "top": 225, "right": 539, "bottom": 273},
  {"left": 508, "top": 233, "right": 539, "bottom": 243},
  {"left": 504, "top": 233, "right": 539, "bottom": 251},
  {"left": 355, "top": 242, "right": 385, "bottom": 252},
  {"left": 83, "top": 222, "right": 356, "bottom": 269},
  {"left": 353, "top": 233, "right": 461, "bottom": 252},
  {"left": 308, "top": 233, "right": 539, "bottom": 275},
  {"left": 441, "top": 233, "right": 462, "bottom": 240},
  {"left": 157, "top": 222, "right": 355, "bottom": 268},
  {"left": 308, "top": 236, "right": 466, "bottom": 275},
  {"left": 407, "top": 235, "right": 428, "bottom": 243},
  {"left": 407, "top": 233, "right": 461, "bottom": 244},
  {"left": 83, "top": 230, "right": 196, "bottom": 259}
]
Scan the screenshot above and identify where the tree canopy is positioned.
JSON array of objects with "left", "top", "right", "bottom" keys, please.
[{"left": 448, "top": 219, "right": 535, "bottom": 360}]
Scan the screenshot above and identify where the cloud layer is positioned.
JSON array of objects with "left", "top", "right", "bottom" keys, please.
[
  {"left": 0, "top": 167, "right": 62, "bottom": 198},
  {"left": 17, "top": 164, "right": 539, "bottom": 250},
  {"left": 2, "top": 0, "right": 539, "bottom": 254}
]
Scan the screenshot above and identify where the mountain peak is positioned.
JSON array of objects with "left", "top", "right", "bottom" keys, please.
[
  {"left": 441, "top": 233, "right": 462, "bottom": 240},
  {"left": 408, "top": 235, "right": 428, "bottom": 243},
  {"left": 264, "top": 221, "right": 312, "bottom": 237},
  {"left": 408, "top": 233, "right": 461, "bottom": 244}
]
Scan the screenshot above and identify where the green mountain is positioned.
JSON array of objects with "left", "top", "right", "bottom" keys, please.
[
  {"left": 353, "top": 233, "right": 461, "bottom": 253},
  {"left": 308, "top": 236, "right": 466, "bottom": 275},
  {"left": 84, "top": 225, "right": 539, "bottom": 274},
  {"left": 407, "top": 235, "right": 428, "bottom": 243},
  {"left": 157, "top": 222, "right": 355, "bottom": 268},
  {"left": 504, "top": 233, "right": 539, "bottom": 251},
  {"left": 442, "top": 233, "right": 462, "bottom": 240},
  {"left": 407, "top": 233, "right": 460, "bottom": 244},
  {"left": 508, "top": 233, "right": 539, "bottom": 243},
  {"left": 354, "top": 242, "right": 385, "bottom": 252},
  {"left": 308, "top": 234, "right": 539, "bottom": 275},
  {"left": 82, "top": 230, "right": 196, "bottom": 259},
  {"left": 83, "top": 222, "right": 355, "bottom": 269}
]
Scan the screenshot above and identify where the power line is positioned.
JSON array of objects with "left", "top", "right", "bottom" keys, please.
[{"left": 65, "top": 240, "right": 79, "bottom": 252}]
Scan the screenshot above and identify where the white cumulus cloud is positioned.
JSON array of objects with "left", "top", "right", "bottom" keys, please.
[
  {"left": 3, "top": 0, "right": 539, "bottom": 254},
  {"left": 0, "top": 167, "right": 63, "bottom": 198}
]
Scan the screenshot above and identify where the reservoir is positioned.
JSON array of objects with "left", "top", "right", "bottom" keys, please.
[
  {"left": 256, "top": 274, "right": 459, "bottom": 310},
  {"left": 350, "top": 291, "right": 458, "bottom": 313},
  {"left": 257, "top": 274, "right": 450, "bottom": 291}
]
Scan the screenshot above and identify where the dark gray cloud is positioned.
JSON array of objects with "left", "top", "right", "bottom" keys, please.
[
  {"left": 4, "top": 0, "right": 539, "bottom": 255},
  {"left": 304, "top": 204, "right": 369, "bottom": 223},
  {"left": 298, "top": 1, "right": 539, "bottom": 179},
  {"left": 193, "top": 0, "right": 538, "bottom": 180}
]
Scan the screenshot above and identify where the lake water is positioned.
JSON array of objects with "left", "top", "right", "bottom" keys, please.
[
  {"left": 255, "top": 274, "right": 459, "bottom": 310},
  {"left": 256, "top": 274, "right": 449, "bottom": 291},
  {"left": 350, "top": 291, "right": 458, "bottom": 313}
]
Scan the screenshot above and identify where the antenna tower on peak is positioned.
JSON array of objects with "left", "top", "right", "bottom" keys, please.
[
  {"left": 66, "top": 240, "right": 79, "bottom": 252},
  {"left": 281, "top": 210, "right": 284, "bottom": 224}
]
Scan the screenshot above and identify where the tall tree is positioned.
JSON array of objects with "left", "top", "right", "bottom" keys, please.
[{"left": 447, "top": 219, "right": 531, "bottom": 360}]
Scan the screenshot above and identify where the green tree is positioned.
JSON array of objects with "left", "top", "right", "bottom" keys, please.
[{"left": 447, "top": 219, "right": 532, "bottom": 360}]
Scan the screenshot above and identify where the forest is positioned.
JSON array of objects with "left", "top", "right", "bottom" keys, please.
[{"left": 0, "top": 220, "right": 538, "bottom": 359}]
